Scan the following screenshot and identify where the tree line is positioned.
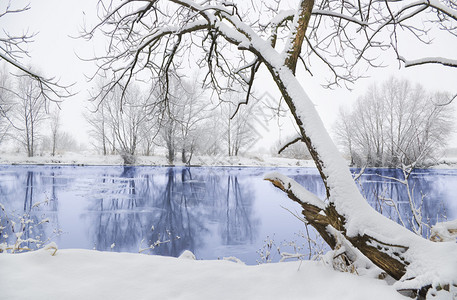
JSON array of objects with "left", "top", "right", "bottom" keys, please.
[
  {"left": 333, "top": 77, "right": 454, "bottom": 168},
  {"left": 0, "top": 67, "right": 260, "bottom": 162},
  {"left": 85, "top": 74, "right": 260, "bottom": 164}
]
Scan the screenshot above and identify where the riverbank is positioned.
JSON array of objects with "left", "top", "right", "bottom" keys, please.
[
  {"left": 0, "top": 152, "right": 317, "bottom": 168},
  {"left": 1, "top": 152, "right": 457, "bottom": 169}
]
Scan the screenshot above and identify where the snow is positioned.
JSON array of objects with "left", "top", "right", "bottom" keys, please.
[
  {"left": 0, "top": 152, "right": 318, "bottom": 168},
  {"left": 269, "top": 9, "right": 295, "bottom": 27},
  {"left": 430, "top": 219, "right": 457, "bottom": 242},
  {"left": 311, "top": 9, "right": 368, "bottom": 26},
  {"left": 264, "top": 171, "right": 326, "bottom": 209},
  {"left": 427, "top": 0, "right": 457, "bottom": 20},
  {"left": 394, "top": 241, "right": 457, "bottom": 296},
  {"left": 0, "top": 247, "right": 408, "bottom": 300},
  {"left": 400, "top": 56, "right": 457, "bottom": 68}
]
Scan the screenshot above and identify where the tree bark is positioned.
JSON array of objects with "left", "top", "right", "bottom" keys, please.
[{"left": 284, "top": 0, "right": 315, "bottom": 74}]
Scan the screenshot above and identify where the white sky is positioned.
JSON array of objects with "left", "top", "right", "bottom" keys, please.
[{"left": 2, "top": 0, "right": 457, "bottom": 151}]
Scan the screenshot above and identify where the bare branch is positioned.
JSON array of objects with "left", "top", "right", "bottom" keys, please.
[{"left": 278, "top": 136, "right": 304, "bottom": 154}]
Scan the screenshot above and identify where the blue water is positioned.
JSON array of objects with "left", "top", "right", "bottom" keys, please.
[{"left": 1, "top": 165, "right": 456, "bottom": 264}]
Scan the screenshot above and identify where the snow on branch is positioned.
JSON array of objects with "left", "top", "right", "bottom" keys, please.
[
  {"left": 311, "top": 9, "right": 368, "bottom": 26},
  {"left": 427, "top": 0, "right": 457, "bottom": 21},
  {"left": 269, "top": 9, "right": 368, "bottom": 28},
  {"left": 399, "top": 56, "right": 457, "bottom": 68},
  {"left": 264, "top": 172, "right": 325, "bottom": 210},
  {"left": 270, "top": 9, "right": 295, "bottom": 27}
]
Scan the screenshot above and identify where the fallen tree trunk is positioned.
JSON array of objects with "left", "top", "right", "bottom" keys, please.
[
  {"left": 264, "top": 172, "right": 457, "bottom": 298},
  {"left": 264, "top": 173, "right": 407, "bottom": 279}
]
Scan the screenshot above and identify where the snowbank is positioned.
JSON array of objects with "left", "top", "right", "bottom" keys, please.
[{"left": 0, "top": 247, "right": 407, "bottom": 300}]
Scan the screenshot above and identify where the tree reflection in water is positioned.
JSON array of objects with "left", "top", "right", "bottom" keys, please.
[
  {"left": 353, "top": 169, "right": 449, "bottom": 236},
  {"left": 0, "top": 166, "right": 456, "bottom": 262},
  {"left": 85, "top": 167, "right": 258, "bottom": 257}
]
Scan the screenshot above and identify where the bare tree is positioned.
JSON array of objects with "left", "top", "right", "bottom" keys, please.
[
  {"left": 334, "top": 77, "right": 454, "bottom": 167},
  {"left": 43, "top": 107, "right": 79, "bottom": 155},
  {"left": 86, "top": 98, "right": 111, "bottom": 155},
  {"left": 333, "top": 107, "right": 356, "bottom": 165},
  {"left": 177, "top": 79, "right": 208, "bottom": 164},
  {"left": 0, "top": 65, "right": 13, "bottom": 145},
  {"left": 87, "top": 82, "right": 153, "bottom": 162},
  {"left": 107, "top": 86, "right": 150, "bottom": 162},
  {"left": 12, "top": 75, "right": 47, "bottom": 157},
  {"left": 41, "top": 130, "right": 78, "bottom": 155},
  {"left": 217, "top": 92, "right": 260, "bottom": 157},
  {"left": 49, "top": 108, "right": 61, "bottom": 156},
  {"left": 84, "top": 0, "right": 457, "bottom": 297},
  {"left": 156, "top": 75, "right": 208, "bottom": 164},
  {"left": 156, "top": 76, "right": 181, "bottom": 164},
  {"left": 275, "top": 134, "right": 312, "bottom": 160},
  {"left": 86, "top": 80, "right": 119, "bottom": 155},
  {"left": 138, "top": 115, "right": 157, "bottom": 156}
]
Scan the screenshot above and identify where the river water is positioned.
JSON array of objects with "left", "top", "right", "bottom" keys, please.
[{"left": 1, "top": 165, "right": 456, "bottom": 264}]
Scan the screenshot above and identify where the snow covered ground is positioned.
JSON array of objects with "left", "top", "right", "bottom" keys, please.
[
  {"left": 0, "top": 152, "right": 317, "bottom": 167},
  {"left": 1, "top": 151, "right": 456, "bottom": 168},
  {"left": 0, "top": 246, "right": 407, "bottom": 300}
]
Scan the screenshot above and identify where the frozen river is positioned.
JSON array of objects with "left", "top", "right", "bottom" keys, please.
[{"left": 1, "top": 165, "right": 456, "bottom": 264}]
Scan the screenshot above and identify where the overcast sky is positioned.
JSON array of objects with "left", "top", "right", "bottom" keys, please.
[{"left": 2, "top": 0, "right": 457, "bottom": 151}]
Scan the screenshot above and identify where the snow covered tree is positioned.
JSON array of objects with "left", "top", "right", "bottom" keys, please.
[
  {"left": 84, "top": 0, "right": 457, "bottom": 297},
  {"left": 334, "top": 77, "right": 454, "bottom": 167}
]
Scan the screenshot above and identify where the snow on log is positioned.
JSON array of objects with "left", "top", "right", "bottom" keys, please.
[{"left": 264, "top": 172, "right": 325, "bottom": 210}]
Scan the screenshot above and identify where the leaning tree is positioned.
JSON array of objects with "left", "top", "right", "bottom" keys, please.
[{"left": 84, "top": 0, "right": 457, "bottom": 298}]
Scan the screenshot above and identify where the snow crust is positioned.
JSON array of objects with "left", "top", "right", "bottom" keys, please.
[{"left": 0, "top": 248, "right": 407, "bottom": 300}]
